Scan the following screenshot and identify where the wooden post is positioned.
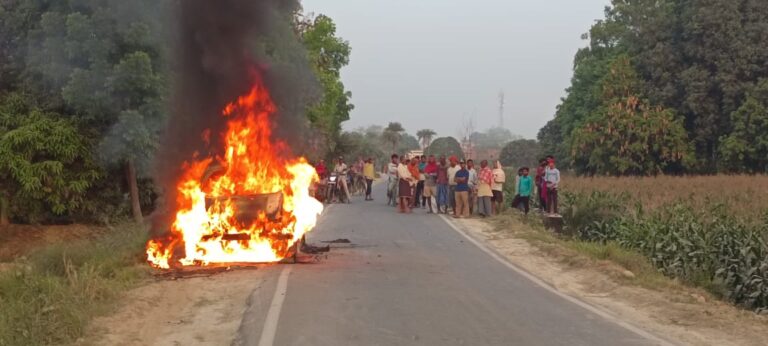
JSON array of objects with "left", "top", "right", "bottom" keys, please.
[
  {"left": 0, "top": 195, "right": 9, "bottom": 226},
  {"left": 542, "top": 214, "right": 567, "bottom": 236}
]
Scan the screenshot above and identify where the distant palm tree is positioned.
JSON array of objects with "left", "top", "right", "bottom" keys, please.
[
  {"left": 382, "top": 122, "right": 405, "bottom": 153},
  {"left": 416, "top": 129, "right": 437, "bottom": 150}
]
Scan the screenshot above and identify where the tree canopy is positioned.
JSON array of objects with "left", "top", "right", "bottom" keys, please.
[
  {"left": 0, "top": 2, "right": 353, "bottom": 224},
  {"left": 541, "top": 0, "right": 768, "bottom": 174},
  {"left": 499, "top": 139, "right": 541, "bottom": 169},
  {"left": 425, "top": 137, "right": 464, "bottom": 159}
]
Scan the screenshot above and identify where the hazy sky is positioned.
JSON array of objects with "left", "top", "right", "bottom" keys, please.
[{"left": 301, "top": 0, "right": 610, "bottom": 139}]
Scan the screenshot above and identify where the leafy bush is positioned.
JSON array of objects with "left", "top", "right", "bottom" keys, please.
[{"left": 563, "top": 191, "right": 768, "bottom": 312}]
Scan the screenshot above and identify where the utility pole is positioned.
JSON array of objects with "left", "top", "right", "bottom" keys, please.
[{"left": 498, "top": 90, "right": 505, "bottom": 129}]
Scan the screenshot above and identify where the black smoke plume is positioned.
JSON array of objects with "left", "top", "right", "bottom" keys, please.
[{"left": 151, "top": 0, "right": 317, "bottom": 236}]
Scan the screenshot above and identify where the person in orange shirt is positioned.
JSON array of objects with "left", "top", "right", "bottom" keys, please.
[{"left": 408, "top": 159, "right": 421, "bottom": 207}]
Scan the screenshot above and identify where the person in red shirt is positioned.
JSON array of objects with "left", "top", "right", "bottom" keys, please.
[
  {"left": 423, "top": 155, "right": 438, "bottom": 213},
  {"left": 315, "top": 159, "right": 327, "bottom": 179}
]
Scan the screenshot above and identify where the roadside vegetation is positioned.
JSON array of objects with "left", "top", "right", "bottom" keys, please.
[
  {"left": 500, "top": 175, "right": 768, "bottom": 313},
  {"left": 0, "top": 224, "right": 148, "bottom": 346}
]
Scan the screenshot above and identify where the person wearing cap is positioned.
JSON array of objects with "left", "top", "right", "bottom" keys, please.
[
  {"left": 544, "top": 158, "right": 561, "bottom": 215},
  {"left": 453, "top": 160, "right": 471, "bottom": 218},
  {"left": 447, "top": 156, "right": 461, "bottom": 216},
  {"left": 334, "top": 157, "right": 351, "bottom": 203}
]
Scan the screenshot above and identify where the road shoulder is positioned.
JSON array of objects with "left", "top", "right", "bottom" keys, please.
[
  {"left": 450, "top": 214, "right": 768, "bottom": 346},
  {"left": 80, "top": 268, "right": 266, "bottom": 346}
]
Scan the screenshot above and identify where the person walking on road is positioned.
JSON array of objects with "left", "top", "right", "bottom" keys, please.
[
  {"left": 477, "top": 160, "right": 494, "bottom": 217},
  {"left": 436, "top": 156, "right": 449, "bottom": 214},
  {"left": 387, "top": 154, "right": 400, "bottom": 206},
  {"left": 491, "top": 161, "right": 506, "bottom": 214},
  {"left": 423, "top": 155, "right": 438, "bottom": 213},
  {"left": 453, "top": 160, "right": 470, "bottom": 218},
  {"left": 363, "top": 158, "right": 375, "bottom": 201},
  {"left": 516, "top": 167, "right": 533, "bottom": 215},
  {"left": 545, "top": 158, "right": 561, "bottom": 215},
  {"left": 447, "top": 156, "right": 460, "bottom": 216}
]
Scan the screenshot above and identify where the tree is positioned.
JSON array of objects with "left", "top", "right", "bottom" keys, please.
[
  {"left": 500, "top": 139, "right": 541, "bottom": 169},
  {"left": 300, "top": 14, "right": 353, "bottom": 157},
  {"left": 570, "top": 56, "right": 692, "bottom": 175},
  {"left": 719, "top": 80, "right": 768, "bottom": 173},
  {"left": 7, "top": 0, "right": 169, "bottom": 223},
  {"left": 0, "top": 94, "right": 100, "bottom": 225},
  {"left": 397, "top": 134, "right": 420, "bottom": 154},
  {"left": 471, "top": 127, "right": 519, "bottom": 149},
  {"left": 381, "top": 122, "right": 405, "bottom": 153},
  {"left": 416, "top": 129, "right": 437, "bottom": 150},
  {"left": 425, "top": 137, "right": 464, "bottom": 159}
]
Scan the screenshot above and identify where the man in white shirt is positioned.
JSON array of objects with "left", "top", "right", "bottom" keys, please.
[
  {"left": 467, "top": 159, "right": 478, "bottom": 214},
  {"left": 447, "top": 156, "right": 461, "bottom": 216},
  {"left": 544, "top": 158, "right": 561, "bottom": 215},
  {"left": 334, "top": 157, "right": 351, "bottom": 203}
]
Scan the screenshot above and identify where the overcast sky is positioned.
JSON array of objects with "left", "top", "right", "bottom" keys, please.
[{"left": 301, "top": 0, "right": 610, "bottom": 139}]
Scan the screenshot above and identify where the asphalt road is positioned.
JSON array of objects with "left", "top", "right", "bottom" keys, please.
[{"left": 235, "top": 183, "right": 670, "bottom": 346}]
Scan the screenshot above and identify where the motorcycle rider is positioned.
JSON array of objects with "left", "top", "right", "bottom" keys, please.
[
  {"left": 334, "top": 157, "right": 351, "bottom": 203},
  {"left": 315, "top": 159, "right": 328, "bottom": 180}
]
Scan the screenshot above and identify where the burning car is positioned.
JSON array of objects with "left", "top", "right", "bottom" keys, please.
[{"left": 146, "top": 78, "right": 323, "bottom": 269}]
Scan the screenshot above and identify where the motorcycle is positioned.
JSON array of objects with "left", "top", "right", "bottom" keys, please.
[{"left": 325, "top": 172, "right": 340, "bottom": 203}]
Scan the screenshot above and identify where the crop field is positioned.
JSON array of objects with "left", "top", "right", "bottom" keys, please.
[
  {"left": 545, "top": 175, "right": 768, "bottom": 312},
  {"left": 562, "top": 175, "right": 768, "bottom": 221}
]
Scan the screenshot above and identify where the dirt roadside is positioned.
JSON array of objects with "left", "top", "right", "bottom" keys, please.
[
  {"left": 453, "top": 217, "right": 768, "bottom": 346},
  {"left": 80, "top": 268, "right": 265, "bottom": 346}
]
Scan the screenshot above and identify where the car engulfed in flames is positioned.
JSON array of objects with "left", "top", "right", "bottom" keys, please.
[{"left": 146, "top": 76, "right": 323, "bottom": 269}]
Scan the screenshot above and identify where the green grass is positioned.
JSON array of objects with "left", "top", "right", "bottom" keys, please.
[
  {"left": 0, "top": 223, "right": 149, "bottom": 346},
  {"left": 489, "top": 213, "right": 681, "bottom": 292}
]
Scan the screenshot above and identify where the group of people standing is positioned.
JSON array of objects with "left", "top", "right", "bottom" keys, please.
[
  {"left": 313, "top": 154, "right": 562, "bottom": 217},
  {"left": 387, "top": 154, "right": 507, "bottom": 218}
]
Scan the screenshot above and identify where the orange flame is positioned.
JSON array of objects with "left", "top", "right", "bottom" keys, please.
[{"left": 146, "top": 76, "right": 323, "bottom": 269}]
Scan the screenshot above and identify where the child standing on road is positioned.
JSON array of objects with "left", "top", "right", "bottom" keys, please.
[{"left": 544, "top": 159, "right": 560, "bottom": 215}]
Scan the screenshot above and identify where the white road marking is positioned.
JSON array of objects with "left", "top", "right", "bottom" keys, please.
[
  {"left": 250, "top": 200, "right": 336, "bottom": 346},
  {"left": 258, "top": 266, "right": 292, "bottom": 346},
  {"left": 438, "top": 214, "right": 677, "bottom": 346}
]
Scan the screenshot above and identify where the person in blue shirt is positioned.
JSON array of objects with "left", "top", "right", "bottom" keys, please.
[
  {"left": 453, "top": 161, "right": 471, "bottom": 218},
  {"left": 517, "top": 167, "right": 533, "bottom": 215}
]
